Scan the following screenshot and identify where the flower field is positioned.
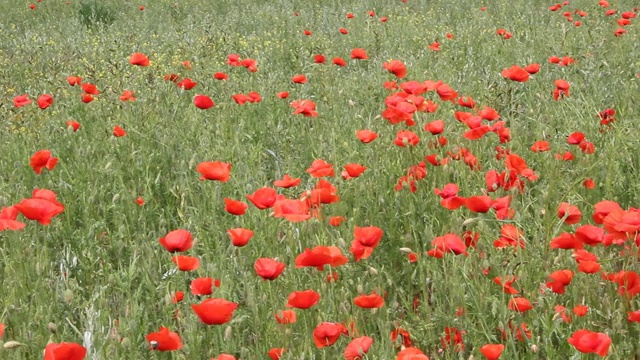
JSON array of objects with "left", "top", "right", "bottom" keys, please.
[{"left": 0, "top": 0, "right": 639, "bottom": 359}]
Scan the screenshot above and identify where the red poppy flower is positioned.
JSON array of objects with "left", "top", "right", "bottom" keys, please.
[
  {"left": 286, "top": 290, "right": 320, "bottom": 309},
  {"left": 30, "top": 150, "right": 58, "bottom": 175},
  {"left": 227, "top": 227, "right": 253, "bottom": 247},
  {"left": 344, "top": 336, "right": 373, "bottom": 360},
  {"left": 273, "top": 197, "right": 311, "bottom": 222},
  {"left": 81, "top": 94, "right": 94, "bottom": 103},
  {"left": 295, "top": 246, "right": 348, "bottom": 270},
  {"left": 192, "top": 298, "right": 238, "bottom": 325},
  {"left": 436, "top": 83, "right": 458, "bottom": 101},
  {"left": 396, "top": 347, "right": 429, "bottom": 360},
  {"left": 530, "top": 140, "right": 550, "bottom": 152},
  {"left": 14, "top": 189, "right": 65, "bottom": 225},
  {"left": 501, "top": 65, "right": 530, "bottom": 82},
  {"left": 66, "top": 76, "right": 82, "bottom": 86},
  {"left": 246, "top": 187, "right": 277, "bottom": 209},
  {"left": 394, "top": 130, "right": 420, "bottom": 147},
  {"left": 313, "top": 322, "right": 347, "bottom": 348},
  {"left": 0, "top": 206, "right": 26, "bottom": 231},
  {"left": 342, "top": 163, "right": 366, "bottom": 180},
  {"left": 213, "top": 72, "right": 228, "bottom": 80},
  {"left": 224, "top": 198, "right": 248, "bottom": 216},
  {"left": 159, "top": 229, "right": 193, "bottom": 253},
  {"left": 274, "top": 310, "right": 296, "bottom": 324},
  {"left": 177, "top": 78, "right": 197, "bottom": 90},
  {"left": 329, "top": 216, "right": 346, "bottom": 226},
  {"left": 13, "top": 94, "right": 31, "bottom": 108},
  {"left": 212, "top": 354, "right": 236, "bottom": 360},
  {"left": 193, "top": 95, "right": 214, "bottom": 109},
  {"left": 573, "top": 305, "right": 588, "bottom": 316},
  {"left": 430, "top": 233, "right": 467, "bottom": 256},
  {"left": 524, "top": 63, "right": 540, "bottom": 74},
  {"left": 304, "top": 29, "right": 312, "bottom": 35},
  {"left": 314, "top": 54, "right": 326, "bottom": 63},
  {"left": 383, "top": 60, "right": 407, "bottom": 78},
  {"left": 628, "top": 310, "right": 640, "bottom": 323},
  {"left": 146, "top": 327, "right": 183, "bottom": 351},
  {"left": 291, "top": 74, "right": 307, "bottom": 84},
  {"left": 197, "top": 161, "right": 231, "bottom": 182},
  {"left": 480, "top": 344, "right": 504, "bottom": 360},
  {"left": 351, "top": 48, "right": 368, "bottom": 60},
  {"left": 254, "top": 258, "right": 286, "bottom": 280},
  {"left": 190, "top": 277, "right": 220, "bottom": 296},
  {"left": 557, "top": 202, "right": 582, "bottom": 224},
  {"left": 356, "top": 130, "right": 378, "bottom": 143},
  {"left": 508, "top": 297, "right": 533, "bottom": 312},
  {"left": 113, "top": 126, "right": 126, "bottom": 137},
  {"left": 307, "top": 159, "right": 334, "bottom": 177},
  {"left": 567, "top": 330, "right": 611, "bottom": 356},
  {"left": 276, "top": 91, "right": 289, "bottom": 99},
  {"left": 546, "top": 269, "right": 574, "bottom": 294},
  {"left": 354, "top": 292, "right": 384, "bottom": 308},
  {"left": 67, "top": 120, "right": 80, "bottom": 132},
  {"left": 81, "top": 83, "right": 100, "bottom": 95},
  {"left": 333, "top": 57, "right": 347, "bottom": 67},
  {"left": 172, "top": 255, "right": 199, "bottom": 271},
  {"left": 268, "top": 348, "right": 285, "bottom": 360},
  {"left": 37, "top": 94, "right": 54, "bottom": 109},
  {"left": 172, "top": 291, "right": 184, "bottom": 303},
  {"left": 119, "top": 90, "right": 136, "bottom": 102},
  {"left": 129, "top": 52, "right": 150, "bottom": 66},
  {"left": 494, "top": 276, "right": 519, "bottom": 294},
  {"left": 351, "top": 226, "right": 384, "bottom": 261},
  {"left": 273, "top": 174, "right": 300, "bottom": 188},
  {"left": 428, "top": 41, "right": 441, "bottom": 51},
  {"left": 43, "top": 342, "right": 86, "bottom": 360}
]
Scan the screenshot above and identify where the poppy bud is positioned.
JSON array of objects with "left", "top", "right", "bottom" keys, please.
[
  {"left": 337, "top": 238, "right": 346, "bottom": 248},
  {"left": 399, "top": 247, "right": 413, "bottom": 254},
  {"left": 3, "top": 341, "right": 25, "bottom": 349},
  {"left": 530, "top": 344, "right": 538, "bottom": 353},
  {"left": 224, "top": 326, "right": 233, "bottom": 341},
  {"left": 357, "top": 284, "right": 364, "bottom": 294},
  {"left": 368, "top": 267, "right": 378, "bottom": 276},
  {"left": 62, "top": 289, "right": 74, "bottom": 304},
  {"left": 462, "top": 218, "right": 476, "bottom": 227},
  {"left": 48, "top": 322, "right": 57, "bottom": 333}
]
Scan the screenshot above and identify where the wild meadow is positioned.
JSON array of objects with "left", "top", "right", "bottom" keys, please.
[{"left": 0, "top": 0, "right": 639, "bottom": 359}]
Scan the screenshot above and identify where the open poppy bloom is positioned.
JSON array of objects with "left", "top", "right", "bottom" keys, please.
[
  {"left": 313, "top": 322, "right": 347, "bottom": 348},
  {"left": 30, "top": 150, "right": 58, "bottom": 175},
  {"left": 37, "top": 94, "right": 54, "bottom": 109},
  {"left": 43, "top": 342, "right": 87, "bottom": 360},
  {"left": 197, "top": 161, "right": 231, "bottom": 182},
  {"left": 0, "top": 206, "right": 26, "bottom": 231},
  {"left": 254, "top": 258, "right": 286, "bottom": 280},
  {"left": 193, "top": 94, "right": 214, "bottom": 109},
  {"left": 567, "top": 330, "right": 611, "bottom": 357},
  {"left": 344, "top": 336, "right": 373, "bottom": 360},
  {"left": 146, "top": 326, "right": 183, "bottom": 351},
  {"left": 227, "top": 227, "right": 254, "bottom": 246},
  {"left": 354, "top": 292, "right": 384, "bottom": 308},
  {"left": 159, "top": 229, "right": 193, "bottom": 253},
  {"left": 286, "top": 289, "right": 320, "bottom": 309},
  {"left": 13, "top": 94, "right": 31, "bottom": 107},
  {"left": 501, "top": 65, "right": 530, "bottom": 82},
  {"left": 14, "top": 189, "right": 65, "bottom": 225},
  {"left": 192, "top": 298, "right": 238, "bottom": 325},
  {"left": 129, "top": 52, "right": 150, "bottom": 66}
]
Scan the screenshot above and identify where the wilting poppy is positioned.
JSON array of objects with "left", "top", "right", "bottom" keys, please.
[
  {"left": 286, "top": 290, "right": 320, "bottom": 309},
  {"left": 197, "top": 161, "right": 231, "bottom": 182},
  {"left": 30, "top": 150, "right": 58, "bottom": 175},
  {"left": 43, "top": 342, "right": 86, "bottom": 360},
  {"left": 227, "top": 227, "right": 254, "bottom": 247},
  {"left": 567, "top": 330, "right": 611, "bottom": 356},
  {"left": 313, "top": 322, "right": 347, "bottom": 348},
  {"left": 254, "top": 258, "right": 286, "bottom": 280},
  {"left": 159, "top": 229, "right": 193, "bottom": 253},
  {"left": 146, "top": 326, "right": 183, "bottom": 351},
  {"left": 192, "top": 298, "right": 238, "bottom": 325},
  {"left": 129, "top": 52, "right": 150, "bottom": 66}
]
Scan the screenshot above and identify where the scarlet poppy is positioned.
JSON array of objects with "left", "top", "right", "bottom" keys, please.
[
  {"left": 171, "top": 255, "right": 200, "bottom": 271},
  {"left": 351, "top": 48, "right": 368, "bottom": 60},
  {"left": 567, "top": 330, "right": 611, "bottom": 356},
  {"left": 274, "top": 310, "right": 296, "bottom": 324},
  {"left": 530, "top": 140, "right": 550, "bottom": 152},
  {"left": 344, "top": 336, "right": 373, "bottom": 360},
  {"left": 436, "top": 83, "right": 458, "bottom": 102},
  {"left": 351, "top": 226, "right": 384, "bottom": 261},
  {"left": 356, "top": 130, "right": 378, "bottom": 143},
  {"left": 573, "top": 305, "right": 588, "bottom": 316},
  {"left": 177, "top": 78, "right": 197, "bottom": 90},
  {"left": 146, "top": 326, "right": 183, "bottom": 351},
  {"left": 172, "top": 291, "right": 184, "bottom": 303},
  {"left": 227, "top": 228, "right": 253, "bottom": 247},
  {"left": 354, "top": 292, "right": 384, "bottom": 308},
  {"left": 13, "top": 94, "right": 31, "bottom": 108},
  {"left": 81, "top": 94, "right": 94, "bottom": 103},
  {"left": 254, "top": 258, "right": 286, "bottom": 280},
  {"left": 394, "top": 130, "right": 420, "bottom": 147},
  {"left": 246, "top": 187, "right": 277, "bottom": 209},
  {"left": 428, "top": 42, "right": 441, "bottom": 51},
  {"left": 557, "top": 202, "right": 582, "bottom": 224},
  {"left": 119, "top": 90, "right": 136, "bottom": 102},
  {"left": 66, "top": 120, "right": 80, "bottom": 131},
  {"left": 30, "top": 150, "right": 58, "bottom": 175},
  {"left": 0, "top": 206, "right": 26, "bottom": 231},
  {"left": 333, "top": 57, "right": 347, "bottom": 67},
  {"left": 524, "top": 63, "right": 540, "bottom": 74},
  {"left": 329, "top": 216, "right": 346, "bottom": 226},
  {"left": 213, "top": 72, "right": 228, "bottom": 80},
  {"left": 508, "top": 297, "right": 533, "bottom": 312},
  {"left": 113, "top": 126, "right": 126, "bottom": 137},
  {"left": 276, "top": 91, "right": 289, "bottom": 99},
  {"left": 273, "top": 197, "right": 311, "bottom": 222},
  {"left": 14, "top": 189, "right": 65, "bottom": 225},
  {"left": 81, "top": 83, "right": 100, "bottom": 95},
  {"left": 286, "top": 289, "right": 320, "bottom": 309},
  {"left": 493, "top": 276, "right": 519, "bottom": 294},
  {"left": 159, "top": 229, "right": 193, "bottom": 253},
  {"left": 212, "top": 354, "right": 236, "bottom": 360},
  {"left": 192, "top": 298, "right": 238, "bottom": 325},
  {"left": 314, "top": 54, "right": 326, "bottom": 63},
  {"left": 129, "top": 52, "right": 150, "bottom": 66},
  {"left": 546, "top": 269, "right": 574, "bottom": 294},
  {"left": 383, "top": 60, "right": 407, "bottom": 78},
  {"left": 430, "top": 233, "right": 467, "bottom": 256},
  {"left": 307, "top": 159, "right": 334, "bottom": 178},
  {"left": 291, "top": 74, "right": 307, "bottom": 84},
  {"left": 193, "top": 95, "right": 214, "bottom": 109},
  {"left": 342, "top": 163, "right": 367, "bottom": 180},
  {"left": 36, "top": 94, "right": 54, "bottom": 109},
  {"left": 267, "top": 348, "right": 285, "bottom": 360},
  {"left": 197, "top": 161, "right": 231, "bottom": 182},
  {"left": 480, "top": 344, "right": 504, "bottom": 360},
  {"left": 295, "top": 246, "right": 348, "bottom": 270},
  {"left": 501, "top": 65, "right": 530, "bottom": 82},
  {"left": 190, "top": 277, "right": 220, "bottom": 296},
  {"left": 313, "top": 322, "right": 347, "bottom": 348},
  {"left": 273, "top": 174, "right": 300, "bottom": 188},
  {"left": 43, "top": 342, "right": 86, "bottom": 360},
  {"left": 66, "top": 76, "right": 82, "bottom": 86},
  {"left": 224, "top": 198, "right": 248, "bottom": 216},
  {"left": 397, "top": 347, "right": 429, "bottom": 360}
]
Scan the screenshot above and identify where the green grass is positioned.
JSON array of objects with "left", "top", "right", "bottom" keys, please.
[{"left": 0, "top": 0, "right": 639, "bottom": 359}]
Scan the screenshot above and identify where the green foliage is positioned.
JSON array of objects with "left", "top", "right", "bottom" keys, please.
[{"left": 77, "top": 0, "right": 116, "bottom": 28}]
